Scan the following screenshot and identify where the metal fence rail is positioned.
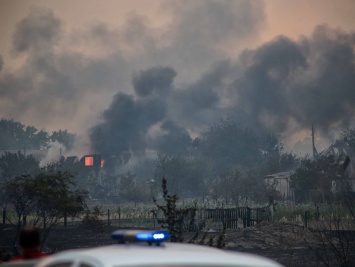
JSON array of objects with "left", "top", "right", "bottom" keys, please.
[{"left": 2, "top": 207, "right": 270, "bottom": 230}]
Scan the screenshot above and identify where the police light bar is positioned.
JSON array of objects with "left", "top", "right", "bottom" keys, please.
[{"left": 112, "top": 230, "right": 170, "bottom": 244}]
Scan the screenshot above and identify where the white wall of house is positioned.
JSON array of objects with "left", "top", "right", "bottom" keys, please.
[{"left": 264, "top": 171, "right": 294, "bottom": 201}]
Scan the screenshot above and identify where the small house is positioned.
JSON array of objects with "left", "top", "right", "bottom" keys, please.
[{"left": 264, "top": 171, "right": 294, "bottom": 201}]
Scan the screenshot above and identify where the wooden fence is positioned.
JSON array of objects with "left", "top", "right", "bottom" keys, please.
[
  {"left": 203, "top": 206, "right": 270, "bottom": 229},
  {"left": 2, "top": 206, "right": 271, "bottom": 230}
]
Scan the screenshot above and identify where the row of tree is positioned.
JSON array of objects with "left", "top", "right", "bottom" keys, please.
[
  {"left": 2, "top": 117, "right": 355, "bottom": 208},
  {"left": 0, "top": 118, "right": 75, "bottom": 151},
  {"left": 2, "top": 163, "right": 87, "bottom": 247}
]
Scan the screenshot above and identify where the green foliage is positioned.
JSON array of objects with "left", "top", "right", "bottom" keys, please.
[
  {"left": 0, "top": 118, "right": 76, "bottom": 151},
  {"left": 290, "top": 155, "right": 343, "bottom": 203},
  {"left": 154, "top": 121, "right": 192, "bottom": 155},
  {"left": 303, "top": 202, "right": 355, "bottom": 267},
  {"left": 154, "top": 154, "right": 206, "bottom": 197},
  {"left": 0, "top": 151, "right": 39, "bottom": 184},
  {"left": 211, "top": 168, "right": 243, "bottom": 204},
  {"left": 81, "top": 206, "right": 105, "bottom": 233},
  {"left": 0, "top": 152, "right": 40, "bottom": 208},
  {"left": 257, "top": 152, "right": 299, "bottom": 178},
  {"left": 209, "top": 168, "right": 268, "bottom": 204},
  {"left": 261, "top": 132, "right": 281, "bottom": 158},
  {"left": 50, "top": 130, "right": 76, "bottom": 151},
  {"left": 0, "top": 118, "right": 49, "bottom": 150},
  {"left": 4, "top": 175, "right": 36, "bottom": 225},
  {"left": 119, "top": 172, "right": 136, "bottom": 201},
  {"left": 197, "top": 118, "right": 262, "bottom": 171},
  {"left": 32, "top": 165, "right": 87, "bottom": 218},
  {"left": 188, "top": 222, "right": 226, "bottom": 249},
  {"left": 4, "top": 164, "right": 88, "bottom": 246},
  {"left": 153, "top": 176, "right": 197, "bottom": 242},
  {"left": 341, "top": 128, "right": 355, "bottom": 154}
]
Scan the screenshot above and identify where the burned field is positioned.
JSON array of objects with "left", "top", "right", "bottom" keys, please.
[{"left": 3, "top": 222, "right": 355, "bottom": 267}]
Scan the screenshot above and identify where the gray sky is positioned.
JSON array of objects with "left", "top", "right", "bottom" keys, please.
[{"left": 1, "top": 0, "right": 355, "bottom": 157}]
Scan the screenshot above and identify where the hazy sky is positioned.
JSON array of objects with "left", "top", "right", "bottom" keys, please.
[{"left": 1, "top": 0, "right": 355, "bottom": 157}]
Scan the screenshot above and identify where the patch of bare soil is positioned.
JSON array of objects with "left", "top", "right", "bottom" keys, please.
[
  {"left": 0, "top": 222, "right": 341, "bottom": 266},
  {"left": 222, "top": 222, "right": 320, "bottom": 267}
]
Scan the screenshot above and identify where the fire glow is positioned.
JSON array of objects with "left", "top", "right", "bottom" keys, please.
[{"left": 85, "top": 156, "right": 94, "bottom": 166}]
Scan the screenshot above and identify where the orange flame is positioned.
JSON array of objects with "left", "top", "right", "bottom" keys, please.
[{"left": 85, "top": 156, "right": 94, "bottom": 166}]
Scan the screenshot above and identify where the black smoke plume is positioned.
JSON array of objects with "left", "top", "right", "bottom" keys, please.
[
  {"left": 90, "top": 66, "right": 178, "bottom": 171},
  {"left": 132, "top": 66, "right": 176, "bottom": 97}
]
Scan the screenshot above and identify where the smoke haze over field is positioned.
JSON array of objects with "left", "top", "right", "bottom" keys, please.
[{"left": 1, "top": 0, "right": 355, "bottom": 160}]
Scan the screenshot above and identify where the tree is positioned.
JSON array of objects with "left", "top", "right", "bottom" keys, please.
[
  {"left": 0, "top": 152, "right": 39, "bottom": 183},
  {"left": 0, "top": 152, "right": 40, "bottom": 208},
  {"left": 304, "top": 200, "right": 355, "bottom": 266},
  {"left": 153, "top": 121, "right": 192, "bottom": 155},
  {"left": 290, "top": 155, "right": 343, "bottom": 203},
  {"left": 118, "top": 172, "right": 136, "bottom": 200},
  {"left": 208, "top": 165, "right": 272, "bottom": 205},
  {"left": 4, "top": 164, "right": 87, "bottom": 247},
  {"left": 4, "top": 175, "right": 36, "bottom": 231},
  {"left": 257, "top": 151, "right": 299, "bottom": 178},
  {"left": 196, "top": 118, "right": 262, "bottom": 173},
  {"left": 341, "top": 128, "right": 355, "bottom": 154},
  {"left": 154, "top": 154, "right": 205, "bottom": 197},
  {"left": 212, "top": 168, "right": 244, "bottom": 205},
  {"left": 260, "top": 132, "right": 281, "bottom": 159},
  {"left": 0, "top": 118, "right": 49, "bottom": 150},
  {"left": 152, "top": 176, "right": 226, "bottom": 247},
  {"left": 81, "top": 206, "right": 105, "bottom": 233},
  {"left": 0, "top": 118, "right": 26, "bottom": 150},
  {"left": 152, "top": 176, "right": 196, "bottom": 242},
  {"left": 50, "top": 130, "right": 76, "bottom": 151},
  {"left": 0, "top": 118, "right": 77, "bottom": 151}
]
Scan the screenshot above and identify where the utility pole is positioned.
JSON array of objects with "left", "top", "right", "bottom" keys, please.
[{"left": 312, "top": 124, "right": 318, "bottom": 160}]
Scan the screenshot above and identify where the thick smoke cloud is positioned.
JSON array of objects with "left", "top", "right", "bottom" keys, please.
[
  {"left": 132, "top": 66, "right": 176, "bottom": 97},
  {"left": 89, "top": 25, "right": 355, "bottom": 167},
  {"left": 90, "top": 66, "right": 176, "bottom": 169},
  {"left": 12, "top": 8, "right": 61, "bottom": 54},
  {"left": 118, "top": 0, "right": 265, "bottom": 84},
  {"left": 163, "top": 0, "right": 264, "bottom": 81},
  {"left": 151, "top": 120, "right": 192, "bottom": 155},
  {"left": 221, "top": 25, "right": 355, "bottom": 140},
  {"left": 90, "top": 92, "right": 166, "bottom": 168},
  {"left": 289, "top": 26, "right": 355, "bottom": 132},
  {"left": 0, "top": 8, "right": 131, "bottom": 132},
  {"left": 3, "top": 2, "right": 355, "bottom": 162},
  {"left": 236, "top": 36, "right": 307, "bottom": 132},
  {"left": 168, "top": 61, "right": 231, "bottom": 129},
  {"left": 0, "top": 1, "right": 263, "bottom": 136},
  {"left": 0, "top": 56, "right": 3, "bottom": 72}
]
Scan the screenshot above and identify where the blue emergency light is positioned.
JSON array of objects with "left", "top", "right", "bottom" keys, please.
[{"left": 112, "top": 230, "right": 170, "bottom": 244}]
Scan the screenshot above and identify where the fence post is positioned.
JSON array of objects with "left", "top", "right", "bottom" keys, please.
[
  {"left": 152, "top": 210, "right": 155, "bottom": 229},
  {"left": 269, "top": 195, "right": 274, "bottom": 222},
  {"left": 118, "top": 207, "right": 121, "bottom": 227},
  {"left": 64, "top": 212, "right": 67, "bottom": 228},
  {"left": 108, "top": 209, "right": 110, "bottom": 226},
  {"left": 247, "top": 207, "right": 251, "bottom": 227},
  {"left": 315, "top": 205, "right": 320, "bottom": 221},
  {"left": 304, "top": 211, "right": 309, "bottom": 228},
  {"left": 2, "top": 209, "right": 5, "bottom": 224}
]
